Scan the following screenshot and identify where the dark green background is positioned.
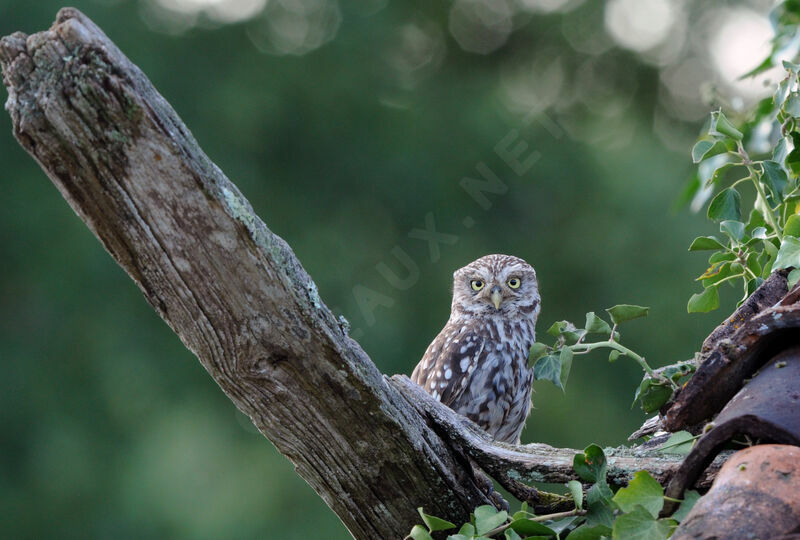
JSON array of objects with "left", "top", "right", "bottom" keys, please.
[{"left": 0, "top": 0, "right": 757, "bottom": 537}]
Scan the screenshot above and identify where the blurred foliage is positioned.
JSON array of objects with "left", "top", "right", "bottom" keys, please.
[{"left": 0, "top": 0, "right": 775, "bottom": 537}]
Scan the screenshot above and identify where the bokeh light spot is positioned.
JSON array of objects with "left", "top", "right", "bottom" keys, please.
[
  {"left": 604, "top": 0, "right": 676, "bottom": 52},
  {"left": 448, "top": 0, "right": 513, "bottom": 55}
]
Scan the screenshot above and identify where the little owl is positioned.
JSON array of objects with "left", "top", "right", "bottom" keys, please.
[{"left": 411, "top": 254, "right": 540, "bottom": 444}]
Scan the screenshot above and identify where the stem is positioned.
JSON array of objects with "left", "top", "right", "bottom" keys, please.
[
  {"left": 484, "top": 509, "right": 587, "bottom": 537},
  {"left": 570, "top": 340, "right": 679, "bottom": 389},
  {"left": 740, "top": 144, "right": 783, "bottom": 241}
]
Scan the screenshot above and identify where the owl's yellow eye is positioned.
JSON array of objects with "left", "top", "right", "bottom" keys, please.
[
  {"left": 470, "top": 279, "right": 484, "bottom": 291},
  {"left": 507, "top": 277, "right": 521, "bottom": 289}
]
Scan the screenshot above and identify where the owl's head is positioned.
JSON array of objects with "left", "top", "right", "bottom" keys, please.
[{"left": 451, "top": 254, "right": 540, "bottom": 320}]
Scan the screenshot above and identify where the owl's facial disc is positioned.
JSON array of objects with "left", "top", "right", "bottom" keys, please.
[{"left": 490, "top": 285, "right": 503, "bottom": 310}]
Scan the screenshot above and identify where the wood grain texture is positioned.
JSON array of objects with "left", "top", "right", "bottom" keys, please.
[{"left": 0, "top": 9, "right": 492, "bottom": 537}]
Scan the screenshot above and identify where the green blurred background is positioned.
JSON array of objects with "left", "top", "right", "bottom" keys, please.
[{"left": 0, "top": 0, "right": 778, "bottom": 537}]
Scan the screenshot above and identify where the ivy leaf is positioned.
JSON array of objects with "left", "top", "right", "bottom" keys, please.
[
  {"left": 776, "top": 78, "right": 792, "bottom": 108},
  {"left": 746, "top": 252, "right": 762, "bottom": 278},
  {"left": 573, "top": 444, "right": 607, "bottom": 483},
  {"left": 547, "top": 320, "right": 569, "bottom": 338},
  {"left": 559, "top": 347, "right": 573, "bottom": 390},
  {"left": 773, "top": 235, "right": 800, "bottom": 270},
  {"left": 474, "top": 505, "right": 507, "bottom": 536},
  {"left": 719, "top": 220, "right": 745, "bottom": 242},
  {"left": 567, "top": 480, "right": 584, "bottom": 510},
  {"left": 785, "top": 92, "right": 800, "bottom": 116},
  {"left": 566, "top": 524, "right": 613, "bottom": 539},
  {"left": 585, "top": 312, "right": 612, "bottom": 334},
  {"left": 457, "top": 523, "right": 476, "bottom": 535},
  {"left": 613, "top": 471, "right": 664, "bottom": 518},
  {"left": 762, "top": 160, "right": 788, "bottom": 203},
  {"left": 789, "top": 268, "right": 800, "bottom": 289},
  {"left": 407, "top": 525, "right": 434, "bottom": 540},
  {"left": 659, "top": 431, "right": 695, "bottom": 455},
  {"left": 507, "top": 518, "right": 557, "bottom": 536},
  {"left": 773, "top": 136, "right": 791, "bottom": 165},
  {"left": 632, "top": 379, "right": 673, "bottom": 413},
  {"left": 605, "top": 305, "right": 649, "bottom": 324},
  {"left": 691, "top": 139, "right": 715, "bottom": 163},
  {"left": 612, "top": 506, "right": 672, "bottom": 540},
  {"left": 687, "top": 285, "right": 719, "bottom": 313},
  {"left": 671, "top": 490, "right": 701, "bottom": 523},
  {"left": 585, "top": 482, "right": 615, "bottom": 529},
  {"left": 529, "top": 342, "right": 549, "bottom": 361},
  {"left": 688, "top": 236, "right": 725, "bottom": 251},
  {"left": 785, "top": 214, "right": 800, "bottom": 237},
  {"left": 416, "top": 508, "right": 455, "bottom": 532},
  {"left": 534, "top": 355, "right": 563, "bottom": 389},
  {"left": 707, "top": 188, "right": 742, "bottom": 222},
  {"left": 709, "top": 110, "right": 743, "bottom": 140}
]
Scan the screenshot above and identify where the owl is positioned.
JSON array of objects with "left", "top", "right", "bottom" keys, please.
[{"left": 411, "top": 254, "right": 540, "bottom": 444}]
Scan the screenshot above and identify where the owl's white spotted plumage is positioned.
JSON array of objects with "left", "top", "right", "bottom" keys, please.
[{"left": 412, "top": 254, "right": 540, "bottom": 444}]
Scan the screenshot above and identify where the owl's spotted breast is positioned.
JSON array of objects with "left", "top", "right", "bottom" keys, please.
[{"left": 411, "top": 254, "right": 540, "bottom": 444}]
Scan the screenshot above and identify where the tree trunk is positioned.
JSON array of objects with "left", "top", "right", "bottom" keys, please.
[{"left": 0, "top": 8, "right": 713, "bottom": 537}]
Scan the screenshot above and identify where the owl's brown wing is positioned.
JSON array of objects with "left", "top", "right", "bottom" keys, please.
[{"left": 411, "top": 327, "right": 487, "bottom": 408}]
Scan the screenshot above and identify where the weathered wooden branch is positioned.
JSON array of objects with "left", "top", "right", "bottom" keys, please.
[
  {"left": 392, "top": 376, "right": 723, "bottom": 494},
  {"left": 1, "top": 9, "right": 726, "bottom": 537}
]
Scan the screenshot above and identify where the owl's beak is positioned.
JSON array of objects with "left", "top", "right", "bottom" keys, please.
[{"left": 490, "top": 286, "right": 503, "bottom": 310}]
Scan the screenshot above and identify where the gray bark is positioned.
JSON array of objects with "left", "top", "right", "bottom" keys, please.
[{"left": 0, "top": 8, "right": 716, "bottom": 537}]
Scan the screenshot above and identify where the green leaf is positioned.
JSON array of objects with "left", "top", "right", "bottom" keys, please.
[
  {"left": 670, "top": 490, "right": 701, "bottom": 523},
  {"left": 774, "top": 235, "right": 800, "bottom": 270},
  {"left": 762, "top": 160, "right": 789, "bottom": 203},
  {"left": 746, "top": 252, "right": 762, "bottom": 278},
  {"left": 774, "top": 136, "right": 791, "bottom": 165},
  {"left": 776, "top": 77, "right": 792, "bottom": 107},
  {"left": 546, "top": 320, "right": 569, "bottom": 338},
  {"left": 612, "top": 506, "right": 672, "bottom": 540},
  {"left": 567, "top": 480, "right": 584, "bottom": 510},
  {"left": 687, "top": 285, "right": 719, "bottom": 313},
  {"left": 785, "top": 92, "right": 800, "bottom": 116},
  {"left": 446, "top": 535, "right": 472, "bottom": 540},
  {"left": 534, "top": 355, "right": 563, "bottom": 389},
  {"left": 585, "top": 312, "right": 612, "bottom": 334},
  {"left": 789, "top": 268, "right": 800, "bottom": 289},
  {"left": 529, "top": 342, "right": 549, "bottom": 361},
  {"left": 505, "top": 528, "right": 523, "bottom": 540},
  {"left": 559, "top": 347, "right": 573, "bottom": 390},
  {"left": 584, "top": 477, "right": 616, "bottom": 528},
  {"left": 457, "top": 523, "right": 476, "bottom": 535},
  {"left": 707, "top": 188, "right": 742, "bottom": 222},
  {"left": 605, "top": 305, "right": 649, "bottom": 324},
  {"left": 709, "top": 251, "right": 736, "bottom": 264},
  {"left": 507, "top": 518, "right": 557, "bottom": 536},
  {"left": 417, "top": 508, "right": 455, "bottom": 532},
  {"left": 566, "top": 524, "right": 613, "bottom": 540},
  {"left": 573, "top": 444, "right": 607, "bottom": 483},
  {"left": 699, "top": 262, "right": 734, "bottom": 288},
  {"left": 691, "top": 139, "right": 715, "bottom": 163},
  {"left": 785, "top": 214, "right": 800, "bottom": 237},
  {"left": 719, "top": 220, "right": 745, "bottom": 242},
  {"left": 408, "top": 525, "right": 434, "bottom": 540},
  {"left": 688, "top": 236, "right": 725, "bottom": 251},
  {"left": 709, "top": 110, "right": 743, "bottom": 140},
  {"left": 608, "top": 349, "right": 621, "bottom": 362},
  {"left": 614, "top": 471, "right": 664, "bottom": 517},
  {"left": 474, "top": 505, "right": 507, "bottom": 536},
  {"left": 658, "top": 430, "right": 695, "bottom": 455},
  {"left": 632, "top": 379, "right": 673, "bottom": 413}
]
